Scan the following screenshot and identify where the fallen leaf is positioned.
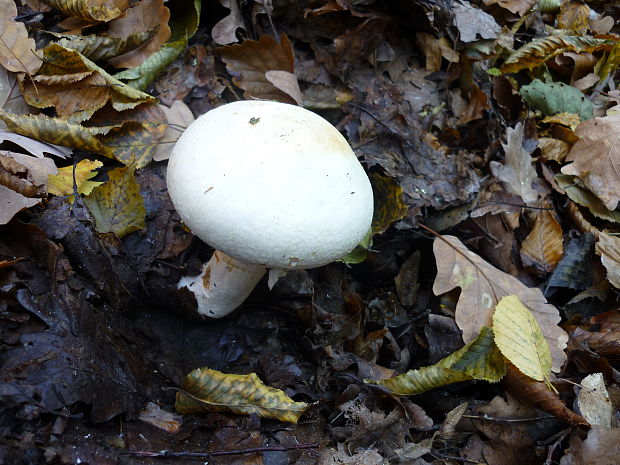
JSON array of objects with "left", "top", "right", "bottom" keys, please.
[
  {"left": 560, "top": 427, "right": 620, "bottom": 464},
  {"left": 365, "top": 327, "right": 505, "bottom": 395},
  {"left": 452, "top": 0, "right": 501, "bottom": 43},
  {"left": 57, "top": 30, "right": 155, "bottom": 63},
  {"left": 106, "top": 0, "right": 171, "bottom": 68},
  {"left": 0, "top": 153, "right": 48, "bottom": 198},
  {"left": 433, "top": 235, "right": 568, "bottom": 372},
  {"left": 493, "top": 295, "right": 554, "bottom": 388},
  {"left": 490, "top": 122, "right": 539, "bottom": 205},
  {"left": 594, "top": 232, "right": 620, "bottom": 290},
  {"left": 0, "top": 184, "right": 39, "bottom": 224},
  {"left": 520, "top": 80, "right": 593, "bottom": 120},
  {"left": 544, "top": 233, "right": 594, "bottom": 296},
  {"left": 138, "top": 402, "right": 182, "bottom": 434},
  {"left": 0, "top": 131, "right": 71, "bottom": 158},
  {"left": 211, "top": 0, "right": 244, "bottom": 45},
  {"left": 561, "top": 114, "right": 620, "bottom": 210},
  {"left": 83, "top": 165, "right": 145, "bottom": 238},
  {"left": 520, "top": 208, "right": 563, "bottom": 275},
  {"left": 218, "top": 34, "right": 301, "bottom": 105},
  {"left": 154, "top": 100, "right": 194, "bottom": 162},
  {"left": 558, "top": 1, "right": 591, "bottom": 35},
  {"left": 175, "top": 366, "right": 308, "bottom": 424},
  {"left": 503, "top": 364, "right": 588, "bottom": 426},
  {"left": 576, "top": 373, "right": 613, "bottom": 429},
  {"left": 538, "top": 137, "right": 571, "bottom": 162},
  {"left": 415, "top": 32, "right": 459, "bottom": 73},
  {"left": 555, "top": 174, "right": 620, "bottom": 224},
  {"left": 40, "top": 0, "right": 129, "bottom": 22},
  {"left": 500, "top": 36, "right": 615, "bottom": 74},
  {"left": 369, "top": 172, "right": 408, "bottom": 235},
  {"left": 0, "top": 0, "right": 42, "bottom": 75},
  {"left": 47, "top": 159, "right": 103, "bottom": 196},
  {"left": 482, "top": 0, "right": 536, "bottom": 16}
]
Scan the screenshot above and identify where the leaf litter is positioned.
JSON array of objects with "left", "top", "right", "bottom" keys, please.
[{"left": 1, "top": 0, "right": 620, "bottom": 464}]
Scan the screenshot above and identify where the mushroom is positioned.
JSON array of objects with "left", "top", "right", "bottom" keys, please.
[{"left": 167, "top": 100, "right": 373, "bottom": 318}]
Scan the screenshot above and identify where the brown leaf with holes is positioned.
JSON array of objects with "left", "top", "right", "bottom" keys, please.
[
  {"left": 433, "top": 235, "right": 568, "bottom": 372},
  {"left": 40, "top": 0, "right": 129, "bottom": 21},
  {"left": 503, "top": 364, "right": 588, "bottom": 426},
  {"left": 520, "top": 208, "right": 564, "bottom": 276},
  {"left": 106, "top": 0, "right": 171, "bottom": 68},
  {"left": 0, "top": 0, "right": 42, "bottom": 75},
  {"left": 218, "top": 34, "right": 301, "bottom": 105}
]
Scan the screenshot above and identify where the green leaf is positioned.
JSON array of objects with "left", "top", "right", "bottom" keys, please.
[
  {"left": 83, "top": 166, "right": 145, "bottom": 238},
  {"left": 365, "top": 327, "right": 505, "bottom": 395},
  {"left": 176, "top": 367, "right": 308, "bottom": 424},
  {"left": 520, "top": 79, "right": 592, "bottom": 120}
]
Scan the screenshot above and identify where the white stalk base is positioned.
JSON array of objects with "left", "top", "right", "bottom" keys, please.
[{"left": 178, "top": 250, "right": 266, "bottom": 318}]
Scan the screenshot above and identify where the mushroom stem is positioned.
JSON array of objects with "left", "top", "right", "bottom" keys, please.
[{"left": 178, "top": 250, "right": 266, "bottom": 318}]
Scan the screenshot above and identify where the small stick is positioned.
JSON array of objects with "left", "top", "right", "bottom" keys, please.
[{"left": 119, "top": 442, "right": 320, "bottom": 459}]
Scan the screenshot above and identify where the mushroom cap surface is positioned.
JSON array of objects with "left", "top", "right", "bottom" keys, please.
[{"left": 167, "top": 100, "right": 374, "bottom": 269}]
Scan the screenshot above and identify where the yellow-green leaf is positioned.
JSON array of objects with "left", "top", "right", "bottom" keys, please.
[
  {"left": 83, "top": 166, "right": 145, "bottom": 238},
  {"left": 500, "top": 36, "right": 615, "bottom": 74},
  {"left": 370, "top": 172, "right": 409, "bottom": 235},
  {"left": 493, "top": 295, "right": 553, "bottom": 387},
  {"left": 175, "top": 367, "right": 308, "bottom": 424},
  {"left": 40, "top": 0, "right": 128, "bottom": 22},
  {"left": 366, "top": 327, "right": 505, "bottom": 395},
  {"left": 48, "top": 159, "right": 103, "bottom": 196}
]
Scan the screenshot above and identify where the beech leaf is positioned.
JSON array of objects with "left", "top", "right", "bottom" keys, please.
[
  {"left": 83, "top": 166, "right": 145, "bottom": 238},
  {"left": 520, "top": 208, "right": 564, "bottom": 275},
  {"left": 365, "top": 327, "right": 505, "bottom": 395},
  {"left": 175, "top": 367, "right": 308, "bottom": 424},
  {"left": 433, "top": 235, "right": 568, "bottom": 372},
  {"left": 40, "top": 0, "right": 129, "bottom": 22},
  {"left": 47, "top": 159, "right": 103, "bottom": 196},
  {"left": 493, "top": 295, "right": 554, "bottom": 388}
]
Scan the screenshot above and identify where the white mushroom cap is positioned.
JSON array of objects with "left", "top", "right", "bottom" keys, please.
[{"left": 167, "top": 100, "right": 373, "bottom": 270}]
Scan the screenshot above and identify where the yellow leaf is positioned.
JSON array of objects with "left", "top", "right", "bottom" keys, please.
[
  {"left": 83, "top": 166, "right": 145, "bottom": 238},
  {"left": 493, "top": 295, "right": 554, "bottom": 389},
  {"left": 47, "top": 159, "right": 103, "bottom": 196},
  {"left": 175, "top": 367, "right": 308, "bottom": 424},
  {"left": 369, "top": 172, "right": 409, "bottom": 235},
  {"left": 366, "top": 327, "right": 505, "bottom": 395}
]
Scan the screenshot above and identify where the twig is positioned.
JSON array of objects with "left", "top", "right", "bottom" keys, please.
[{"left": 118, "top": 442, "right": 320, "bottom": 459}]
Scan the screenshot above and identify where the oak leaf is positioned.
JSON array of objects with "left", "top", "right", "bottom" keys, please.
[
  {"left": 0, "top": 0, "right": 42, "bottom": 75},
  {"left": 561, "top": 114, "right": 620, "bottom": 210},
  {"left": 211, "top": 0, "right": 244, "bottom": 45},
  {"left": 433, "top": 235, "right": 568, "bottom": 372}
]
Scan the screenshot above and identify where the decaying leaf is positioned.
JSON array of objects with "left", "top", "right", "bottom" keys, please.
[
  {"left": 433, "top": 235, "right": 568, "bottom": 372},
  {"left": 500, "top": 35, "right": 615, "bottom": 74},
  {"left": 153, "top": 100, "right": 194, "bottom": 162},
  {"left": 212, "top": 0, "right": 244, "bottom": 45},
  {"left": 83, "top": 166, "right": 145, "bottom": 238},
  {"left": 503, "top": 364, "right": 588, "bottom": 426},
  {"left": 175, "top": 367, "right": 308, "bottom": 424},
  {"left": 47, "top": 159, "right": 103, "bottom": 196},
  {"left": 56, "top": 31, "right": 155, "bottom": 64},
  {"left": 493, "top": 295, "right": 554, "bottom": 388},
  {"left": 576, "top": 373, "right": 613, "bottom": 429},
  {"left": 561, "top": 114, "right": 620, "bottom": 211},
  {"left": 0, "top": 0, "right": 42, "bottom": 75},
  {"left": 452, "top": 0, "right": 501, "bottom": 43},
  {"left": 594, "top": 233, "right": 620, "bottom": 290},
  {"left": 40, "top": 0, "right": 129, "bottom": 22},
  {"left": 369, "top": 172, "right": 409, "bottom": 235},
  {"left": 490, "top": 122, "right": 539, "bottom": 205},
  {"left": 218, "top": 34, "right": 302, "bottom": 106},
  {"left": 555, "top": 174, "right": 620, "bottom": 224},
  {"left": 0, "top": 153, "right": 49, "bottom": 198},
  {"left": 538, "top": 137, "right": 571, "bottom": 162},
  {"left": 366, "top": 327, "right": 505, "bottom": 395},
  {"left": 106, "top": 0, "right": 171, "bottom": 68},
  {"left": 520, "top": 208, "right": 563, "bottom": 275},
  {"left": 560, "top": 427, "right": 620, "bottom": 464},
  {"left": 544, "top": 233, "right": 594, "bottom": 296}
]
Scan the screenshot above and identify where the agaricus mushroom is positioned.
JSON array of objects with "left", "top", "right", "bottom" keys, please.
[{"left": 167, "top": 100, "right": 373, "bottom": 318}]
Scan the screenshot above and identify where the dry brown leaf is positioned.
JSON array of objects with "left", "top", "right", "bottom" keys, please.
[
  {"left": 482, "top": 0, "right": 535, "bottom": 16},
  {"left": 212, "top": 0, "right": 244, "bottom": 45},
  {"left": 41, "top": 0, "right": 129, "bottom": 22},
  {"left": 3, "top": 151, "right": 57, "bottom": 188},
  {"left": 560, "top": 427, "right": 620, "bottom": 465},
  {"left": 594, "top": 233, "right": 620, "bottom": 290},
  {"left": 503, "top": 364, "right": 588, "bottom": 426},
  {"left": 490, "top": 122, "right": 539, "bottom": 205},
  {"left": 415, "top": 32, "right": 459, "bottom": 73},
  {"left": 0, "top": 131, "right": 71, "bottom": 158},
  {"left": 106, "top": 0, "right": 171, "bottom": 68},
  {"left": 0, "top": 153, "right": 46, "bottom": 198},
  {"left": 520, "top": 208, "right": 564, "bottom": 275},
  {"left": 433, "top": 235, "right": 568, "bottom": 372},
  {"left": 561, "top": 114, "right": 620, "bottom": 210},
  {"left": 0, "top": 184, "right": 40, "bottom": 224},
  {"left": 0, "top": 0, "right": 42, "bottom": 75},
  {"left": 558, "top": 1, "right": 591, "bottom": 35},
  {"left": 538, "top": 137, "right": 571, "bottom": 162},
  {"left": 154, "top": 100, "right": 194, "bottom": 162},
  {"left": 453, "top": 84, "right": 490, "bottom": 125},
  {"left": 57, "top": 31, "right": 155, "bottom": 63},
  {"left": 218, "top": 34, "right": 300, "bottom": 105}
]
